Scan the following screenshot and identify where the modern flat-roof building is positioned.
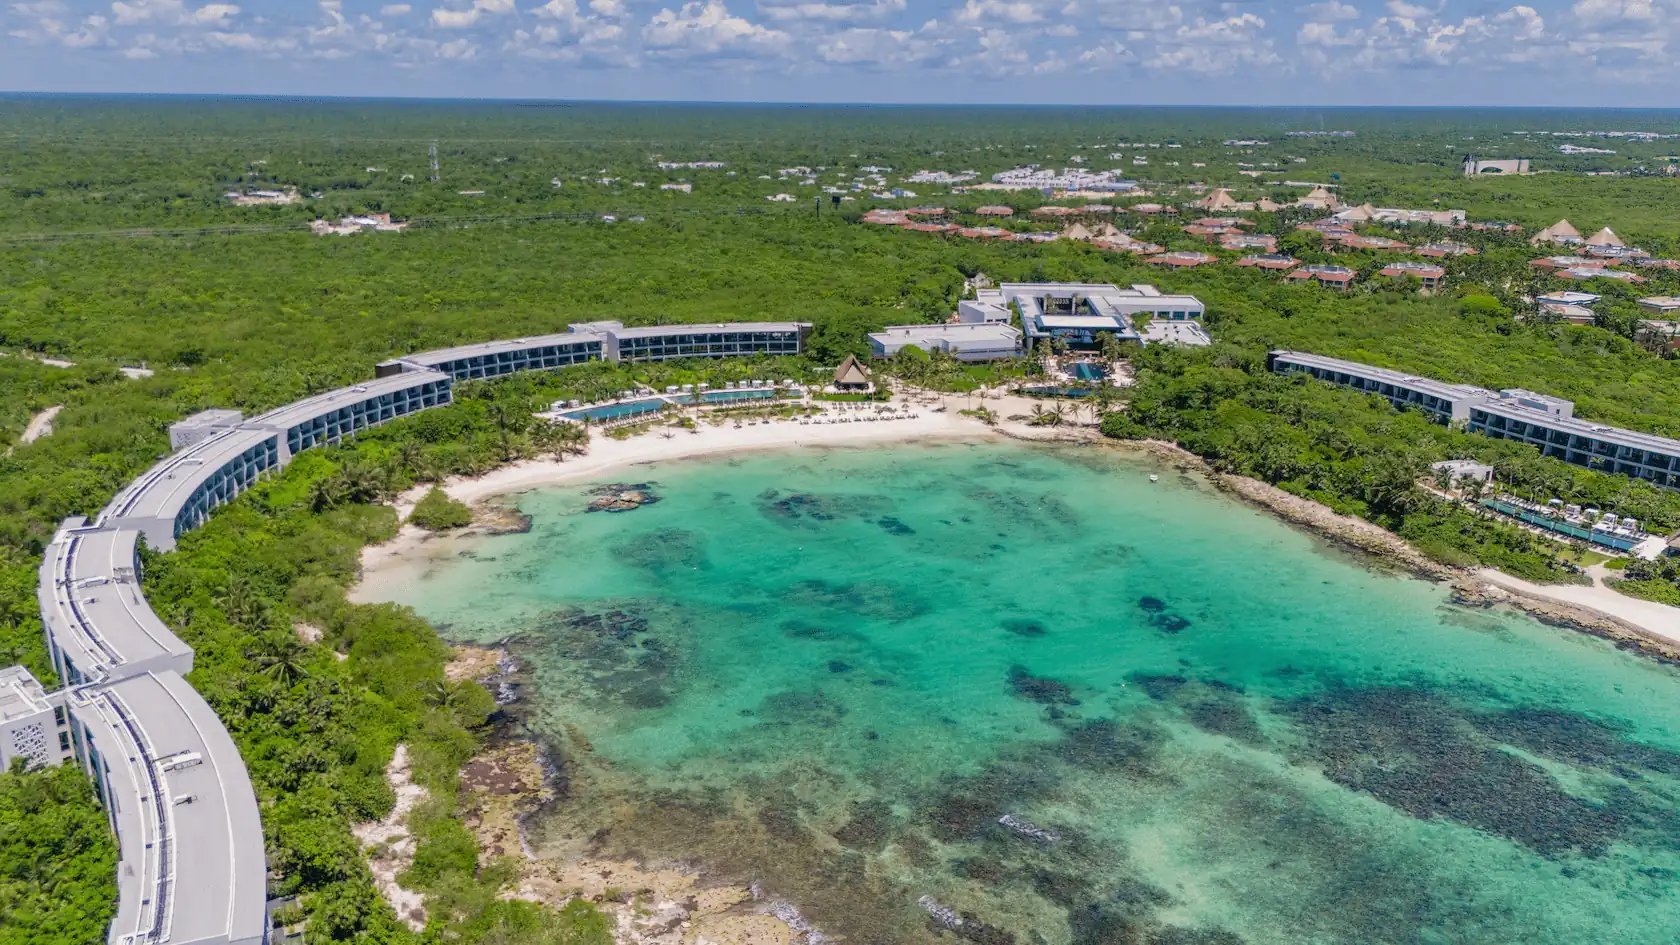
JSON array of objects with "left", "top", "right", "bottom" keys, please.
[
  {"left": 101, "top": 428, "right": 282, "bottom": 552},
  {"left": 1271, "top": 350, "right": 1680, "bottom": 489},
  {"left": 39, "top": 519, "right": 192, "bottom": 686},
  {"left": 868, "top": 323, "right": 1023, "bottom": 361},
  {"left": 1468, "top": 397, "right": 1680, "bottom": 488},
  {"left": 0, "top": 665, "right": 63, "bottom": 769},
  {"left": 1638, "top": 296, "right": 1680, "bottom": 314},
  {"left": 247, "top": 371, "right": 452, "bottom": 462},
  {"left": 168, "top": 409, "right": 245, "bottom": 451},
  {"left": 989, "top": 283, "right": 1205, "bottom": 352},
  {"left": 564, "top": 321, "right": 810, "bottom": 362},
  {"left": 1268, "top": 351, "right": 1491, "bottom": 424},
  {"left": 70, "top": 671, "right": 268, "bottom": 945},
  {"left": 376, "top": 333, "right": 605, "bottom": 380}
]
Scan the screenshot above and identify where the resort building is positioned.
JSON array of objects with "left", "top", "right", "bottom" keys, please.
[
  {"left": 168, "top": 408, "right": 245, "bottom": 450},
  {"left": 867, "top": 323, "right": 1023, "bottom": 361},
  {"left": 1234, "top": 254, "right": 1299, "bottom": 271},
  {"left": 72, "top": 670, "right": 269, "bottom": 945},
  {"left": 1287, "top": 265, "right": 1357, "bottom": 291},
  {"left": 1530, "top": 219, "right": 1584, "bottom": 246},
  {"left": 1462, "top": 156, "right": 1531, "bottom": 176},
  {"left": 247, "top": 371, "right": 452, "bottom": 463},
  {"left": 6, "top": 318, "right": 858, "bottom": 945},
  {"left": 1532, "top": 255, "right": 1605, "bottom": 271},
  {"left": 101, "top": 427, "right": 284, "bottom": 551},
  {"left": 1638, "top": 296, "right": 1680, "bottom": 314},
  {"left": 1335, "top": 235, "right": 1411, "bottom": 252},
  {"left": 377, "top": 333, "right": 606, "bottom": 380},
  {"left": 1268, "top": 351, "right": 1491, "bottom": 424},
  {"left": 1146, "top": 251, "right": 1217, "bottom": 269},
  {"left": 39, "top": 519, "right": 193, "bottom": 685},
  {"left": 1468, "top": 397, "right": 1680, "bottom": 488},
  {"left": 0, "top": 666, "right": 62, "bottom": 769},
  {"left": 1271, "top": 350, "right": 1680, "bottom": 489},
  {"left": 1416, "top": 242, "right": 1477, "bottom": 258},
  {"left": 1379, "top": 261, "right": 1448, "bottom": 290},
  {"left": 1334, "top": 204, "right": 1466, "bottom": 227},
  {"left": 975, "top": 205, "right": 1014, "bottom": 216},
  {"left": 1220, "top": 233, "right": 1277, "bottom": 251},
  {"left": 965, "top": 283, "right": 1205, "bottom": 352},
  {"left": 583, "top": 322, "right": 809, "bottom": 362},
  {"left": 1557, "top": 267, "right": 1646, "bottom": 283}
]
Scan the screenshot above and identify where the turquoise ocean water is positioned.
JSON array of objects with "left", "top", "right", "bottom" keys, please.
[{"left": 365, "top": 441, "right": 1680, "bottom": 944}]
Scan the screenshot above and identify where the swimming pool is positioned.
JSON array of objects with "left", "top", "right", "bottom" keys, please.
[
  {"left": 556, "top": 399, "right": 668, "bottom": 422},
  {"left": 1071, "top": 361, "right": 1107, "bottom": 381},
  {"left": 699, "top": 389, "right": 780, "bottom": 403}
]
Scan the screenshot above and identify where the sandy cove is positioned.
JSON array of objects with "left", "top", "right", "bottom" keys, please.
[{"left": 355, "top": 390, "right": 1679, "bottom": 650}]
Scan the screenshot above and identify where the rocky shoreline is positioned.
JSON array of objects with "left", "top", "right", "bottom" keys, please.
[
  {"left": 1100, "top": 437, "right": 1680, "bottom": 664},
  {"left": 444, "top": 640, "right": 812, "bottom": 944}
]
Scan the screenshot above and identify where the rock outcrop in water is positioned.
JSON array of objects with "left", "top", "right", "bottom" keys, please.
[{"left": 586, "top": 482, "right": 660, "bottom": 512}]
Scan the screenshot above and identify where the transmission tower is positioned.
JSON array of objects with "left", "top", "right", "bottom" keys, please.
[{"left": 430, "top": 140, "right": 440, "bottom": 183}]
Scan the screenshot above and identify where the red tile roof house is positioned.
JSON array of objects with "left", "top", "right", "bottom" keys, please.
[
  {"left": 1379, "top": 261, "right": 1447, "bottom": 290},
  {"left": 905, "top": 206, "right": 950, "bottom": 218},
  {"left": 863, "top": 209, "right": 910, "bottom": 225},
  {"left": 1193, "top": 217, "right": 1252, "bottom": 228},
  {"left": 1031, "top": 206, "right": 1082, "bottom": 217},
  {"left": 1416, "top": 242, "right": 1477, "bottom": 258},
  {"left": 904, "top": 222, "right": 958, "bottom": 233},
  {"left": 1639, "top": 259, "right": 1680, "bottom": 272},
  {"left": 957, "top": 226, "right": 1013, "bottom": 239},
  {"left": 1129, "top": 203, "right": 1174, "bottom": 215},
  {"left": 975, "top": 206, "right": 1015, "bottom": 216},
  {"left": 1287, "top": 265, "right": 1357, "bottom": 291},
  {"left": 1147, "top": 251, "right": 1218, "bottom": 269},
  {"left": 1532, "top": 255, "right": 1605, "bottom": 271},
  {"left": 1234, "top": 254, "right": 1299, "bottom": 271}
]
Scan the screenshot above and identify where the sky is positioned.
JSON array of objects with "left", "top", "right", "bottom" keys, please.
[{"left": 1, "top": 0, "right": 1674, "bottom": 105}]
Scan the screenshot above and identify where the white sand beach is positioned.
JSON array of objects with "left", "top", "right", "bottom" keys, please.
[{"left": 353, "top": 392, "right": 1680, "bottom": 647}]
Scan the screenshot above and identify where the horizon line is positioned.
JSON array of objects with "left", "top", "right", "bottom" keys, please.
[{"left": 5, "top": 91, "right": 1680, "bottom": 112}]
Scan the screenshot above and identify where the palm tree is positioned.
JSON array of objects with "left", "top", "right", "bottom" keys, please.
[
  {"left": 216, "top": 574, "right": 269, "bottom": 631},
  {"left": 250, "top": 633, "right": 310, "bottom": 688}
]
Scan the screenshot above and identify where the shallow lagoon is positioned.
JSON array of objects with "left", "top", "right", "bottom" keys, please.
[{"left": 371, "top": 441, "right": 1680, "bottom": 944}]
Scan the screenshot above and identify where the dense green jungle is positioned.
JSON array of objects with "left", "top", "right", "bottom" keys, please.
[{"left": 3, "top": 98, "right": 1680, "bottom": 945}]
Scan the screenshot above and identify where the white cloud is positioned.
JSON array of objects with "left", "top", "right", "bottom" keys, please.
[
  {"left": 379, "top": 2, "right": 411, "bottom": 13},
  {"left": 951, "top": 0, "right": 1042, "bottom": 23},
  {"left": 758, "top": 0, "right": 904, "bottom": 21},
  {"left": 1060, "top": 0, "right": 1183, "bottom": 32},
  {"left": 429, "top": 0, "right": 513, "bottom": 28},
  {"left": 1298, "top": 0, "right": 1359, "bottom": 21},
  {"left": 642, "top": 0, "right": 789, "bottom": 58},
  {"left": 108, "top": 0, "right": 238, "bottom": 26}
]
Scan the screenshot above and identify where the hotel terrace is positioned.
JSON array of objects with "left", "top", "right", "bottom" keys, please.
[{"left": 1270, "top": 351, "right": 1680, "bottom": 489}]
